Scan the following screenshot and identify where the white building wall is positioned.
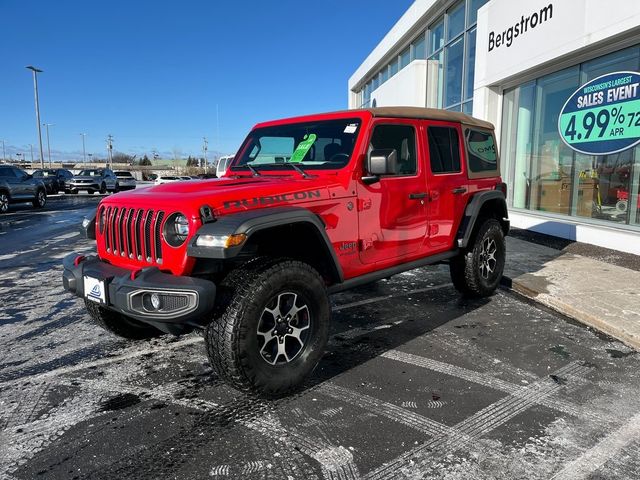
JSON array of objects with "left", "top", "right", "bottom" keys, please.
[{"left": 370, "top": 61, "right": 428, "bottom": 108}]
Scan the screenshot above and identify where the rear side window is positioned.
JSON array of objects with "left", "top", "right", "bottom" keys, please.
[
  {"left": 369, "top": 124, "right": 417, "bottom": 175},
  {"left": 466, "top": 129, "right": 498, "bottom": 173},
  {"left": 427, "top": 126, "right": 461, "bottom": 174}
]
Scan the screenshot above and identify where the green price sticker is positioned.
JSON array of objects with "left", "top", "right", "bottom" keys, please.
[{"left": 290, "top": 134, "right": 317, "bottom": 163}]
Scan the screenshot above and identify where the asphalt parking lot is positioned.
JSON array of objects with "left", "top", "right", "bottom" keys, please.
[{"left": 1, "top": 196, "right": 640, "bottom": 479}]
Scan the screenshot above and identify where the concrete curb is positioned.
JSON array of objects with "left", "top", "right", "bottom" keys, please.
[{"left": 501, "top": 275, "right": 640, "bottom": 351}]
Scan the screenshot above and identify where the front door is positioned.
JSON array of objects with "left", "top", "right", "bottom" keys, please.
[{"left": 358, "top": 120, "right": 428, "bottom": 265}]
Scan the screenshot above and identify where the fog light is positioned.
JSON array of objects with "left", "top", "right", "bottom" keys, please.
[{"left": 150, "top": 293, "right": 162, "bottom": 310}]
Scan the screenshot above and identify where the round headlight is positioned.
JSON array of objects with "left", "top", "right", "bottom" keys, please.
[
  {"left": 163, "top": 212, "right": 190, "bottom": 247},
  {"left": 174, "top": 214, "right": 189, "bottom": 236}
]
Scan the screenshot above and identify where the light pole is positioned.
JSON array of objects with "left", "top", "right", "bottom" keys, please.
[
  {"left": 43, "top": 123, "right": 54, "bottom": 167},
  {"left": 87, "top": 153, "right": 93, "bottom": 165},
  {"left": 202, "top": 137, "right": 208, "bottom": 173},
  {"left": 1, "top": 139, "right": 5, "bottom": 162},
  {"left": 26, "top": 66, "right": 45, "bottom": 168},
  {"left": 30, "top": 144, "right": 34, "bottom": 164},
  {"left": 80, "top": 133, "right": 87, "bottom": 164}
]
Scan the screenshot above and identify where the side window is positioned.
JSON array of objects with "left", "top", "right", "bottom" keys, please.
[
  {"left": 466, "top": 129, "right": 498, "bottom": 173},
  {"left": 12, "top": 168, "right": 27, "bottom": 179},
  {"left": 369, "top": 124, "right": 417, "bottom": 175},
  {"left": 0, "top": 166, "right": 11, "bottom": 177},
  {"left": 427, "top": 126, "right": 461, "bottom": 174}
]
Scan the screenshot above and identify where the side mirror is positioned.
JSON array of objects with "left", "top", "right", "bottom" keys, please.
[{"left": 362, "top": 149, "right": 398, "bottom": 185}]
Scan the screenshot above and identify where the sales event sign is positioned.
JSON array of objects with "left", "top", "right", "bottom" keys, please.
[{"left": 559, "top": 71, "right": 640, "bottom": 155}]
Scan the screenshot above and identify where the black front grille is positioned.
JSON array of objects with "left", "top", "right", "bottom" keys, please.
[{"left": 100, "top": 206, "right": 165, "bottom": 264}]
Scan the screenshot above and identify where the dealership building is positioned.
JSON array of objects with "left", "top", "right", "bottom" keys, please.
[{"left": 349, "top": 0, "right": 640, "bottom": 254}]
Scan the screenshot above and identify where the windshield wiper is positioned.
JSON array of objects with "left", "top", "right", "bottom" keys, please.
[
  {"left": 283, "top": 162, "right": 311, "bottom": 179},
  {"left": 231, "top": 164, "right": 262, "bottom": 176}
]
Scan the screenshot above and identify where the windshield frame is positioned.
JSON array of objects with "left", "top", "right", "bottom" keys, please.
[{"left": 231, "top": 117, "right": 363, "bottom": 173}]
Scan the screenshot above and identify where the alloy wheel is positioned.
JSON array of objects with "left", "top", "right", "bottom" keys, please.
[
  {"left": 256, "top": 292, "right": 311, "bottom": 365},
  {"left": 479, "top": 237, "right": 497, "bottom": 280},
  {"left": 0, "top": 194, "right": 8, "bottom": 213}
]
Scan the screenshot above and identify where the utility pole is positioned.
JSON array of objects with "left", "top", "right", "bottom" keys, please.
[
  {"left": 202, "top": 137, "right": 208, "bottom": 174},
  {"left": 80, "top": 133, "right": 87, "bottom": 164},
  {"left": 106, "top": 134, "right": 114, "bottom": 168},
  {"left": 29, "top": 144, "right": 34, "bottom": 164},
  {"left": 43, "top": 123, "right": 54, "bottom": 167},
  {"left": 1, "top": 139, "right": 5, "bottom": 162},
  {"left": 26, "top": 66, "right": 45, "bottom": 168}
]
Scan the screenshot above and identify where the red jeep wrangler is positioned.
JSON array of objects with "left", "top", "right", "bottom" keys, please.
[{"left": 63, "top": 107, "right": 509, "bottom": 395}]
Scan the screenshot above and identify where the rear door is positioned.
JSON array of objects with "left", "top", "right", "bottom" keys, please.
[
  {"left": 423, "top": 121, "right": 469, "bottom": 250},
  {"left": 357, "top": 120, "right": 428, "bottom": 265}
]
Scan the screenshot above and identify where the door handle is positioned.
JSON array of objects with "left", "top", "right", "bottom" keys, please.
[
  {"left": 409, "top": 192, "right": 427, "bottom": 200},
  {"left": 452, "top": 187, "right": 467, "bottom": 195}
]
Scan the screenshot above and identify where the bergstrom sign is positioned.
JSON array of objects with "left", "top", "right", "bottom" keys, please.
[
  {"left": 488, "top": 4, "right": 553, "bottom": 52},
  {"left": 559, "top": 71, "right": 640, "bottom": 155}
]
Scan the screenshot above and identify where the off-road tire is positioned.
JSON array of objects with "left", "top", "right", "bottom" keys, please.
[
  {"left": 450, "top": 219, "right": 505, "bottom": 298},
  {"left": 32, "top": 189, "right": 46, "bottom": 209},
  {"left": 84, "top": 299, "right": 162, "bottom": 340},
  {"left": 205, "top": 258, "right": 330, "bottom": 396}
]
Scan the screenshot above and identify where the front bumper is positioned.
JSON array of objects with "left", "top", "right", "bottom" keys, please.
[
  {"left": 70, "top": 182, "right": 99, "bottom": 190},
  {"left": 62, "top": 253, "right": 216, "bottom": 333}
]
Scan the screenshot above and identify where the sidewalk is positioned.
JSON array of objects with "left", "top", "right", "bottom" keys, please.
[{"left": 503, "top": 233, "right": 640, "bottom": 350}]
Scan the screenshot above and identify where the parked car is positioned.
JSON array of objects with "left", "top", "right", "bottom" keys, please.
[
  {"left": 32, "top": 168, "right": 74, "bottom": 194},
  {"left": 216, "top": 155, "right": 234, "bottom": 177},
  {"left": 114, "top": 171, "right": 137, "bottom": 191},
  {"left": 179, "top": 176, "right": 193, "bottom": 181},
  {"left": 154, "top": 176, "right": 181, "bottom": 185},
  {"left": 63, "top": 107, "right": 509, "bottom": 396},
  {"left": 68, "top": 168, "right": 119, "bottom": 194},
  {"left": 0, "top": 164, "right": 47, "bottom": 213}
]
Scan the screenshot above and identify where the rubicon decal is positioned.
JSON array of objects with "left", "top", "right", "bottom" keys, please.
[{"left": 223, "top": 190, "right": 322, "bottom": 209}]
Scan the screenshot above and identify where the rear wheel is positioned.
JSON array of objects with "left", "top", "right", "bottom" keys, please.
[
  {"left": 84, "top": 299, "right": 162, "bottom": 340},
  {"left": 205, "top": 258, "right": 330, "bottom": 396},
  {"left": 32, "top": 189, "right": 46, "bottom": 208},
  {"left": 450, "top": 219, "right": 505, "bottom": 298}
]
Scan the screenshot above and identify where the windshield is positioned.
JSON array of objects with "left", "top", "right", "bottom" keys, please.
[
  {"left": 78, "top": 170, "right": 101, "bottom": 176},
  {"left": 232, "top": 118, "right": 361, "bottom": 172},
  {"left": 33, "top": 170, "right": 54, "bottom": 177}
]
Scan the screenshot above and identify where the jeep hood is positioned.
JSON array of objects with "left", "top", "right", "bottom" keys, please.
[{"left": 99, "top": 175, "right": 343, "bottom": 215}]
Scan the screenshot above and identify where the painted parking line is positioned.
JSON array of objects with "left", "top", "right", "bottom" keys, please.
[{"left": 550, "top": 411, "right": 640, "bottom": 480}]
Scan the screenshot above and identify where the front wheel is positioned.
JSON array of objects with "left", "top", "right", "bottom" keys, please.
[
  {"left": 84, "top": 299, "right": 162, "bottom": 340},
  {"left": 32, "top": 189, "right": 46, "bottom": 209},
  {"left": 205, "top": 259, "right": 330, "bottom": 396},
  {"left": 450, "top": 219, "right": 505, "bottom": 298},
  {"left": 0, "top": 192, "right": 9, "bottom": 214},
  {"left": 99, "top": 183, "right": 107, "bottom": 194}
]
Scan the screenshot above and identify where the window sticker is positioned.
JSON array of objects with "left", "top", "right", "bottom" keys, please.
[
  {"left": 344, "top": 123, "right": 358, "bottom": 134},
  {"left": 467, "top": 137, "right": 497, "bottom": 164},
  {"left": 289, "top": 133, "right": 317, "bottom": 163}
]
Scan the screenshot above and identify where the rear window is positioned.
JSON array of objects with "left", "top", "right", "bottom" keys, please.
[
  {"left": 466, "top": 129, "right": 498, "bottom": 173},
  {"left": 115, "top": 171, "right": 133, "bottom": 177}
]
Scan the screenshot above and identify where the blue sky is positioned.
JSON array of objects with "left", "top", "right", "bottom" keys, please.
[{"left": 0, "top": 0, "right": 413, "bottom": 162}]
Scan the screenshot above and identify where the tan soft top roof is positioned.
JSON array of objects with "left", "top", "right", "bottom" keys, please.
[{"left": 357, "top": 106, "right": 494, "bottom": 130}]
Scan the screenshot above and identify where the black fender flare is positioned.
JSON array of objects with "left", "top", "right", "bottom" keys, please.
[
  {"left": 456, "top": 190, "right": 509, "bottom": 249},
  {"left": 187, "top": 206, "right": 344, "bottom": 282}
]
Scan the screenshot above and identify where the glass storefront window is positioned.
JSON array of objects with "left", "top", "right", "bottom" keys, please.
[
  {"left": 427, "top": 51, "right": 444, "bottom": 109},
  {"left": 501, "top": 45, "right": 640, "bottom": 230},
  {"left": 447, "top": 1, "right": 465, "bottom": 41},
  {"left": 380, "top": 68, "right": 389, "bottom": 84},
  {"left": 389, "top": 59, "right": 399, "bottom": 77},
  {"left": 400, "top": 47, "right": 410, "bottom": 70},
  {"left": 462, "top": 101, "right": 472, "bottom": 115},
  {"left": 445, "top": 38, "right": 464, "bottom": 107},
  {"left": 464, "top": 28, "right": 477, "bottom": 102},
  {"left": 412, "top": 34, "right": 426, "bottom": 61},
  {"left": 468, "top": 0, "right": 488, "bottom": 25},
  {"left": 429, "top": 19, "right": 444, "bottom": 54}
]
